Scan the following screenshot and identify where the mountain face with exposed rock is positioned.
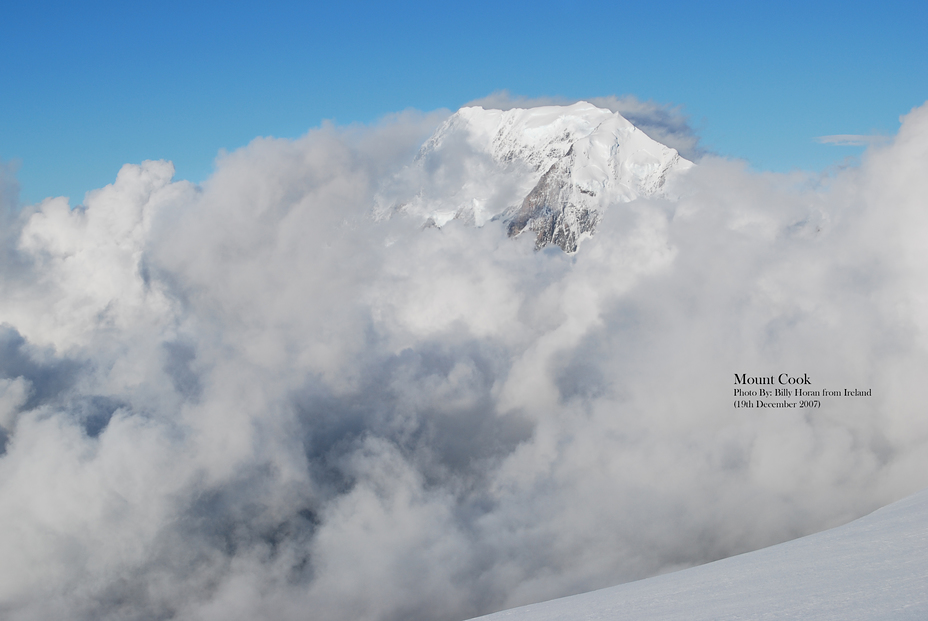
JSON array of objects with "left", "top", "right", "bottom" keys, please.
[{"left": 377, "top": 101, "right": 693, "bottom": 252}]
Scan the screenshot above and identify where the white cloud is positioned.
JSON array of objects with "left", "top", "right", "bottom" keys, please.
[
  {"left": 0, "top": 101, "right": 927, "bottom": 621},
  {"left": 816, "top": 134, "right": 891, "bottom": 146},
  {"left": 0, "top": 376, "right": 30, "bottom": 430}
]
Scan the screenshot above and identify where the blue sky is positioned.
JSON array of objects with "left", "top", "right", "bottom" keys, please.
[{"left": 2, "top": 0, "right": 925, "bottom": 205}]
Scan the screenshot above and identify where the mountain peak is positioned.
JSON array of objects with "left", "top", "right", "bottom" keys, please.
[{"left": 380, "top": 102, "right": 693, "bottom": 252}]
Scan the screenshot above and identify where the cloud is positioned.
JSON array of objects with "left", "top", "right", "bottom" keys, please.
[
  {"left": 464, "top": 91, "right": 574, "bottom": 111},
  {"left": 0, "top": 101, "right": 927, "bottom": 621},
  {"left": 816, "top": 134, "right": 891, "bottom": 146}
]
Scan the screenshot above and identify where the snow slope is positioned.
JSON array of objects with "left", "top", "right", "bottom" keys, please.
[
  {"left": 468, "top": 488, "right": 928, "bottom": 621},
  {"left": 378, "top": 102, "right": 692, "bottom": 252}
]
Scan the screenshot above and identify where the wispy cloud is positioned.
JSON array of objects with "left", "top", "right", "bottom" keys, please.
[{"left": 816, "top": 133, "right": 891, "bottom": 146}]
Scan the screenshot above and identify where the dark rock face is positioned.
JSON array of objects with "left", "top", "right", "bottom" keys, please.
[{"left": 505, "top": 148, "right": 601, "bottom": 253}]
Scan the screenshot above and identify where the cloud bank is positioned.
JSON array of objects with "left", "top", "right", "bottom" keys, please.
[{"left": 1, "top": 101, "right": 927, "bottom": 621}]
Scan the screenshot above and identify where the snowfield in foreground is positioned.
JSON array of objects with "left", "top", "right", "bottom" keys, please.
[{"left": 470, "top": 487, "right": 928, "bottom": 621}]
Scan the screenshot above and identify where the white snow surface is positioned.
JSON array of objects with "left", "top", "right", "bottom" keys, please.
[
  {"left": 468, "top": 487, "right": 928, "bottom": 621},
  {"left": 377, "top": 101, "right": 691, "bottom": 244}
]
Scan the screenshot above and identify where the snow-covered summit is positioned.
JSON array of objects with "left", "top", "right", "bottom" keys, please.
[{"left": 379, "top": 101, "right": 692, "bottom": 252}]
